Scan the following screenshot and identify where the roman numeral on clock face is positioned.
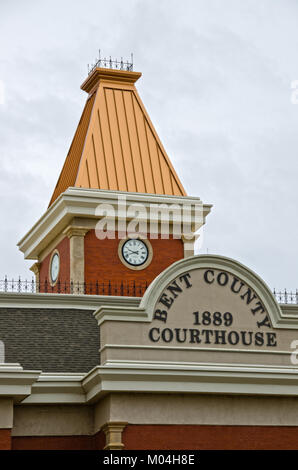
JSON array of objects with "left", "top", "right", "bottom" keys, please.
[{"left": 121, "top": 239, "right": 149, "bottom": 267}]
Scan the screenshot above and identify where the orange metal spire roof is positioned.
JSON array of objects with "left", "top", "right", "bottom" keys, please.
[{"left": 49, "top": 68, "right": 187, "bottom": 206}]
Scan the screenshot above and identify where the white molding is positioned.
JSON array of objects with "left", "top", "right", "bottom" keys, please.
[
  {"left": 8, "top": 360, "right": 298, "bottom": 405},
  {"left": 94, "top": 254, "right": 298, "bottom": 329},
  {"left": 276, "top": 304, "right": 298, "bottom": 327},
  {"left": 0, "top": 292, "right": 141, "bottom": 310},
  {"left": 21, "top": 372, "right": 86, "bottom": 404},
  {"left": 82, "top": 361, "right": 298, "bottom": 403},
  {"left": 99, "top": 343, "right": 293, "bottom": 356},
  {"left": 0, "top": 363, "right": 40, "bottom": 403},
  {"left": 17, "top": 187, "right": 211, "bottom": 259},
  {"left": 140, "top": 254, "right": 283, "bottom": 325}
]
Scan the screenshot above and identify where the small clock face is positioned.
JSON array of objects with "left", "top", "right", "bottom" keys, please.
[
  {"left": 50, "top": 252, "right": 60, "bottom": 283},
  {"left": 121, "top": 239, "right": 149, "bottom": 267}
]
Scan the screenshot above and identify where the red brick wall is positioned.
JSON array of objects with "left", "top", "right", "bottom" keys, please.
[
  {"left": 12, "top": 431, "right": 105, "bottom": 450},
  {"left": 11, "top": 425, "right": 298, "bottom": 450},
  {"left": 37, "top": 232, "right": 183, "bottom": 296},
  {"left": 84, "top": 231, "right": 184, "bottom": 289},
  {"left": 123, "top": 424, "right": 298, "bottom": 450},
  {"left": 0, "top": 429, "right": 11, "bottom": 450},
  {"left": 39, "top": 237, "right": 70, "bottom": 293}
]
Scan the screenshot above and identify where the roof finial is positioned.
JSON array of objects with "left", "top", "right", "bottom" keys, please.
[{"left": 87, "top": 50, "right": 134, "bottom": 75}]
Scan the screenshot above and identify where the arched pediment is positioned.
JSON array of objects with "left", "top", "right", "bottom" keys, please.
[
  {"left": 141, "top": 254, "right": 283, "bottom": 329},
  {"left": 94, "top": 255, "right": 298, "bottom": 368}
]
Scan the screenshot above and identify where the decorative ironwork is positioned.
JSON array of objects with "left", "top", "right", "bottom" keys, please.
[
  {"left": 88, "top": 50, "right": 133, "bottom": 75},
  {"left": 273, "top": 289, "right": 298, "bottom": 305},
  {"left": 0, "top": 277, "right": 147, "bottom": 297},
  {"left": 0, "top": 277, "right": 298, "bottom": 303}
]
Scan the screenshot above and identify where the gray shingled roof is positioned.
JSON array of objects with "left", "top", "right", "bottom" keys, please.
[{"left": 0, "top": 308, "right": 100, "bottom": 373}]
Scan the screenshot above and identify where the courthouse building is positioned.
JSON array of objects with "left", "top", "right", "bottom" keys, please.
[{"left": 0, "top": 62, "right": 298, "bottom": 450}]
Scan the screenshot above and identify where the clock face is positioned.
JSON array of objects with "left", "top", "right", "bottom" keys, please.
[
  {"left": 121, "top": 239, "right": 149, "bottom": 267},
  {"left": 50, "top": 252, "right": 60, "bottom": 283}
]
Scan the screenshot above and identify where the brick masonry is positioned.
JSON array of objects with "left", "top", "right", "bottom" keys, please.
[
  {"left": 37, "top": 231, "right": 184, "bottom": 295},
  {"left": 122, "top": 424, "right": 298, "bottom": 450},
  {"left": 0, "top": 429, "right": 11, "bottom": 450},
  {"left": 9, "top": 424, "right": 298, "bottom": 450},
  {"left": 84, "top": 231, "right": 184, "bottom": 286},
  {"left": 39, "top": 237, "right": 70, "bottom": 292},
  {"left": 12, "top": 431, "right": 105, "bottom": 450}
]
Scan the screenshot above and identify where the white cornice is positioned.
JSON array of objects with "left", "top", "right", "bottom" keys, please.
[
  {"left": 21, "top": 372, "right": 86, "bottom": 404},
  {"left": 0, "top": 363, "right": 40, "bottom": 403},
  {"left": 82, "top": 361, "right": 298, "bottom": 403},
  {"left": 17, "top": 187, "right": 212, "bottom": 259},
  {"left": 0, "top": 292, "right": 141, "bottom": 310},
  {"left": 9, "top": 360, "right": 298, "bottom": 405},
  {"left": 0, "top": 290, "right": 295, "bottom": 326}
]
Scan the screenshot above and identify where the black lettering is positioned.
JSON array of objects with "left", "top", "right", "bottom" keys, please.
[
  {"left": 179, "top": 273, "right": 192, "bottom": 288},
  {"left": 193, "top": 311, "right": 200, "bottom": 325},
  {"left": 149, "top": 328, "right": 160, "bottom": 342},
  {"left": 240, "top": 331, "right": 253, "bottom": 346},
  {"left": 159, "top": 293, "right": 174, "bottom": 309},
  {"left": 266, "top": 332, "right": 277, "bottom": 347},
  {"left": 227, "top": 331, "right": 240, "bottom": 345},
  {"left": 204, "top": 270, "right": 214, "bottom": 284},
  {"left": 202, "top": 329, "right": 214, "bottom": 344},
  {"left": 161, "top": 328, "right": 173, "bottom": 342},
  {"left": 230, "top": 277, "right": 244, "bottom": 294},
  {"left": 217, "top": 272, "right": 229, "bottom": 286},
  {"left": 167, "top": 280, "right": 182, "bottom": 298},
  {"left": 174, "top": 328, "right": 187, "bottom": 343},
  {"left": 153, "top": 309, "right": 168, "bottom": 323},
  {"left": 241, "top": 288, "right": 257, "bottom": 305},
  {"left": 214, "top": 330, "right": 227, "bottom": 345},
  {"left": 257, "top": 315, "right": 271, "bottom": 329},
  {"left": 254, "top": 332, "right": 264, "bottom": 346},
  {"left": 251, "top": 301, "right": 265, "bottom": 315},
  {"left": 189, "top": 329, "right": 201, "bottom": 343}
]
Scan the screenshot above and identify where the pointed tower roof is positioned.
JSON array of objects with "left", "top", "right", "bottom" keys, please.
[{"left": 49, "top": 67, "right": 187, "bottom": 206}]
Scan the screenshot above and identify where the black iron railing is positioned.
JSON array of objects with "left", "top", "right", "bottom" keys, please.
[
  {"left": 0, "top": 277, "right": 148, "bottom": 297},
  {"left": 0, "top": 278, "right": 297, "bottom": 303},
  {"left": 88, "top": 52, "right": 133, "bottom": 75},
  {"left": 273, "top": 289, "right": 298, "bottom": 305}
]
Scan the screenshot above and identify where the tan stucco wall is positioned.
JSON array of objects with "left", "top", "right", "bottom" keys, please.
[
  {"left": 12, "top": 405, "right": 94, "bottom": 436},
  {"left": 99, "top": 266, "right": 298, "bottom": 367},
  {"left": 10, "top": 392, "right": 298, "bottom": 436},
  {"left": 0, "top": 399, "right": 13, "bottom": 428},
  {"left": 93, "top": 393, "right": 298, "bottom": 432},
  {"left": 94, "top": 396, "right": 110, "bottom": 434}
]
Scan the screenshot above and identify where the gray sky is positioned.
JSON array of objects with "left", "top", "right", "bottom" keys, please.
[{"left": 0, "top": 0, "right": 298, "bottom": 291}]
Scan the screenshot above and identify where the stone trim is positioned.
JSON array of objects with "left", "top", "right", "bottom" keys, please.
[
  {"left": 63, "top": 226, "right": 90, "bottom": 239},
  {"left": 182, "top": 234, "right": 198, "bottom": 258},
  {"left": 94, "top": 254, "right": 295, "bottom": 328},
  {"left": 0, "top": 292, "right": 141, "bottom": 309},
  {"left": 29, "top": 263, "right": 40, "bottom": 292},
  {"left": 101, "top": 422, "right": 127, "bottom": 450},
  {"left": 0, "top": 364, "right": 40, "bottom": 404},
  {"left": 17, "top": 187, "right": 211, "bottom": 259},
  {"left": 63, "top": 225, "right": 89, "bottom": 287},
  {"left": 3, "top": 360, "right": 298, "bottom": 406}
]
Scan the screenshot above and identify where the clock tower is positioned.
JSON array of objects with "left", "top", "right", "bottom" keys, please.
[{"left": 18, "top": 63, "right": 211, "bottom": 294}]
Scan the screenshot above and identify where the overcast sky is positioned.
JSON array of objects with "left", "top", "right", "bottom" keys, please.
[{"left": 0, "top": 0, "right": 298, "bottom": 291}]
